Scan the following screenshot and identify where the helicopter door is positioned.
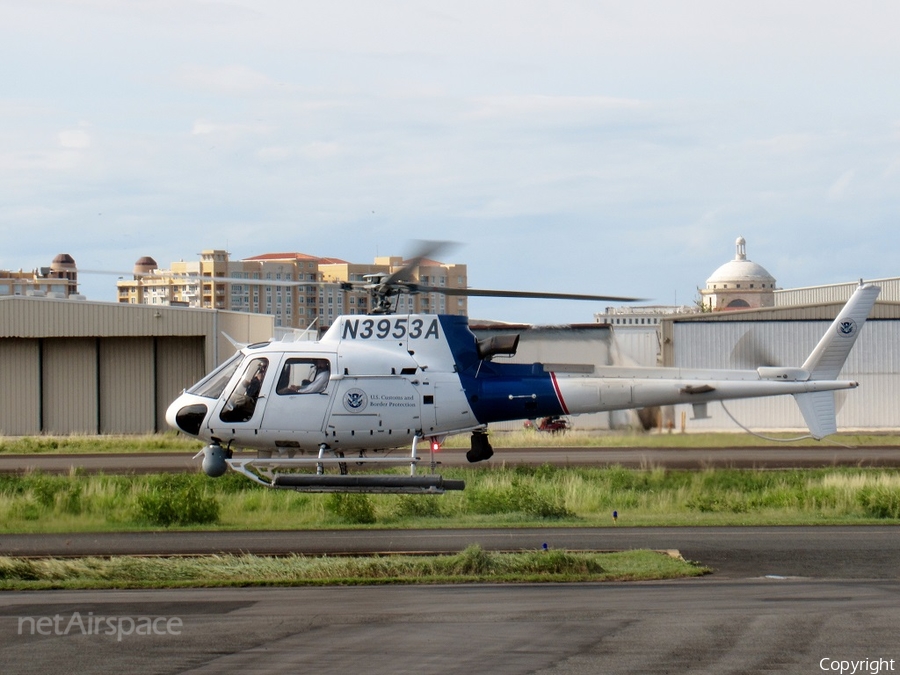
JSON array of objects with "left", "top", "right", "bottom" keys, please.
[
  {"left": 255, "top": 355, "right": 335, "bottom": 451},
  {"left": 328, "top": 376, "right": 421, "bottom": 449},
  {"left": 209, "top": 357, "right": 271, "bottom": 440}
]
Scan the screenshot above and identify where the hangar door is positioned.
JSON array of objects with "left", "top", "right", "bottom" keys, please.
[
  {"left": 155, "top": 336, "right": 206, "bottom": 431},
  {"left": 99, "top": 336, "right": 205, "bottom": 434},
  {"left": 9, "top": 336, "right": 207, "bottom": 435},
  {"left": 0, "top": 339, "right": 41, "bottom": 435},
  {"left": 42, "top": 338, "right": 99, "bottom": 435},
  {"left": 99, "top": 337, "right": 155, "bottom": 434}
]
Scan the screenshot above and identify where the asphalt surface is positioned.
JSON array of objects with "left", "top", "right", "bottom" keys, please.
[
  {"left": 1, "top": 576, "right": 898, "bottom": 673},
  {"left": 3, "top": 445, "right": 900, "bottom": 474}
]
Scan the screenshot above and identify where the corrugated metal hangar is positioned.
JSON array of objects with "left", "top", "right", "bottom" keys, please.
[
  {"left": 0, "top": 297, "right": 273, "bottom": 435},
  {"left": 661, "top": 296, "right": 900, "bottom": 433},
  {"left": 3, "top": 278, "right": 899, "bottom": 437},
  {"left": 476, "top": 288, "right": 900, "bottom": 433}
]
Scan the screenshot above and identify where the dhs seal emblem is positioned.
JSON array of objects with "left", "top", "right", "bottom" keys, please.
[
  {"left": 343, "top": 388, "right": 368, "bottom": 412},
  {"left": 836, "top": 319, "right": 857, "bottom": 338}
]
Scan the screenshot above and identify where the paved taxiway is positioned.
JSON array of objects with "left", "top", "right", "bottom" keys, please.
[
  {"left": 2, "top": 526, "right": 899, "bottom": 673},
  {"left": 2, "top": 577, "right": 898, "bottom": 673}
]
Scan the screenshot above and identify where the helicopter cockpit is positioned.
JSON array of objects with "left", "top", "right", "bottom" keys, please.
[{"left": 220, "top": 358, "right": 268, "bottom": 423}]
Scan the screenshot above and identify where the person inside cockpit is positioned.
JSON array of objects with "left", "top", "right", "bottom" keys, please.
[
  {"left": 220, "top": 359, "right": 268, "bottom": 422},
  {"left": 276, "top": 358, "right": 331, "bottom": 395}
]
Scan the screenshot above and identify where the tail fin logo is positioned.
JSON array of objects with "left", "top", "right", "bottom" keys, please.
[{"left": 837, "top": 319, "right": 857, "bottom": 338}]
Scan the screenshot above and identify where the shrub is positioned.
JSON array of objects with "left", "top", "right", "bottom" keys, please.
[
  {"left": 134, "top": 475, "right": 220, "bottom": 526},
  {"left": 392, "top": 494, "right": 445, "bottom": 519},
  {"left": 858, "top": 487, "right": 900, "bottom": 519},
  {"left": 446, "top": 544, "right": 494, "bottom": 575},
  {"left": 525, "top": 550, "right": 605, "bottom": 575},
  {"left": 9, "top": 500, "right": 41, "bottom": 521},
  {"left": 686, "top": 494, "right": 750, "bottom": 513},
  {"left": 29, "top": 474, "right": 67, "bottom": 508},
  {"left": 465, "top": 478, "right": 572, "bottom": 519},
  {"left": 326, "top": 493, "right": 376, "bottom": 524}
]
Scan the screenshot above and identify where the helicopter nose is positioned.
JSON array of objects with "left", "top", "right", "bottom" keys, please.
[{"left": 167, "top": 398, "right": 208, "bottom": 437}]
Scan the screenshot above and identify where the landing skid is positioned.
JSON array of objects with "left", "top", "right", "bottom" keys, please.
[{"left": 226, "top": 436, "right": 465, "bottom": 494}]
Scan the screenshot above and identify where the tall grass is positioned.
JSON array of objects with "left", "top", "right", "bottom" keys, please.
[
  {"left": 3, "top": 431, "right": 900, "bottom": 455},
  {"left": 0, "top": 546, "right": 707, "bottom": 590},
  {"left": 0, "top": 433, "right": 204, "bottom": 454},
  {"left": 2, "top": 465, "right": 900, "bottom": 532}
]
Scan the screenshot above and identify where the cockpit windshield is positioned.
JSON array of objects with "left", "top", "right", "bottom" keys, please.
[{"left": 186, "top": 352, "right": 243, "bottom": 399}]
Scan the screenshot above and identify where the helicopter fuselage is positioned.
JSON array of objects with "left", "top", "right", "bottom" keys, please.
[{"left": 167, "top": 307, "right": 865, "bottom": 455}]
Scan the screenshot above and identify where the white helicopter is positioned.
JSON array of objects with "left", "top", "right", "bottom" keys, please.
[{"left": 166, "top": 244, "right": 881, "bottom": 494}]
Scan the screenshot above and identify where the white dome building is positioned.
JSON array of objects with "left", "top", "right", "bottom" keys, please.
[{"left": 700, "top": 237, "right": 777, "bottom": 311}]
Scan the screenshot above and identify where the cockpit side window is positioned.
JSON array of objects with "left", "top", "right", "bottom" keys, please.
[
  {"left": 276, "top": 358, "right": 331, "bottom": 395},
  {"left": 220, "top": 358, "right": 269, "bottom": 423},
  {"left": 187, "top": 353, "right": 243, "bottom": 399}
]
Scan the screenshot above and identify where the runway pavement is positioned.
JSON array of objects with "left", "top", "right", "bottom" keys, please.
[
  {"left": 2, "top": 526, "right": 899, "bottom": 673},
  {"left": 1, "top": 572, "right": 898, "bottom": 673},
  {"left": 3, "top": 445, "right": 900, "bottom": 474}
]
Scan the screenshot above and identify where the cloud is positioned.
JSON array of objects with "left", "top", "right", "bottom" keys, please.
[
  {"left": 738, "top": 133, "right": 819, "bottom": 155},
  {"left": 828, "top": 170, "right": 855, "bottom": 201},
  {"left": 58, "top": 129, "right": 91, "bottom": 149},
  {"left": 175, "top": 64, "right": 283, "bottom": 96},
  {"left": 468, "top": 95, "right": 643, "bottom": 122},
  {"left": 190, "top": 119, "right": 271, "bottom": 137}
]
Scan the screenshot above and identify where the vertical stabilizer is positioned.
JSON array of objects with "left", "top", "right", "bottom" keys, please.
[
  {"left": 792, "top": 391, "right": 837, "bottom": 439},
  {"left": 801, "top": 283, "right": 880, "bottom": 380}
]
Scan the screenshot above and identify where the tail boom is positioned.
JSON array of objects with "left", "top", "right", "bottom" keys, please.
[{"left": 552, "top": 283, "right": 878, "bottom": 438}]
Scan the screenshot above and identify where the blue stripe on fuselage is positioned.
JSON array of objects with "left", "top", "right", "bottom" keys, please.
[{"left": 438, "top": 315, "right": 565, "bottom": 424}]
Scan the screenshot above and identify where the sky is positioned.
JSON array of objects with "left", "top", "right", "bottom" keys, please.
[{"left": 2, "top": 0, "right": 900, "bottom": 323}]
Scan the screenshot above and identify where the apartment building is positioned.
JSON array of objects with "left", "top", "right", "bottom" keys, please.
[
  {"left": 0, "top": 253, "right": 81, "bottom": 299},
  {"left": 117, "top": 249, "right": 468, "bottom": 331}
]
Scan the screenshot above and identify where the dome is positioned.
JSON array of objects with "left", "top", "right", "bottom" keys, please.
[
  {"left": 706, "top": 236, "right": 775, "bottom": 288},
  {"left": 50, "top": 253, "right": 76, "bottom": 271},
  {"left": 133, "top": 256, "right": 159, "bottom": 275}
]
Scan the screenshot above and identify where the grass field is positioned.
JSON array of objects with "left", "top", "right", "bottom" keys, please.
[
  {"left": 3, "top": 432, "right": 897, "bottom": 589},
  {"left": 2, "top": 430, "right": 900, "bottom": 455},
  {"left": 2, "top": 464, "right": 900, "bottom": 533}
]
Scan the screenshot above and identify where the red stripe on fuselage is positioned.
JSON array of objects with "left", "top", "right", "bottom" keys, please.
[{"left": 550, "top": 372, "right": 569, "bottom": 414}]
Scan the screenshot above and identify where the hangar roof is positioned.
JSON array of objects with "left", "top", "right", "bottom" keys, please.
[
  {"left": 665, "top": 299, "right": 900, "bottom": 323},
  {"left": 0, "top": 296, "right": 275, "bottom": 368}
]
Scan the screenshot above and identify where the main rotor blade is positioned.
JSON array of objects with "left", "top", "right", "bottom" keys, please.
[
  {"left": 382, "top": 240, "right": 457, "bottom": 286},
  {"left": 412, "top": 284, "right": 643, "bottom": 303}
]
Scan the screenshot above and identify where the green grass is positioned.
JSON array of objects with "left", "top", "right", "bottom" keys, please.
[
  {"left": 3, "top": 430, "right": 900, "bottom": 455},
  {"left": 0, "top": 546, "right": 708, "bottom": 590},
  {"left": 3, "top": 465, "right": 900, "bottom": 533},
  {"left": 0, "top": 433, "right": 204, "bottom": 455}
]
